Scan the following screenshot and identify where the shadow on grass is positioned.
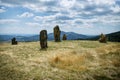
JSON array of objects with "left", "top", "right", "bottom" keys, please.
[
  {"left": 93, "top": 75, "right": 112, "bottom": 80},
  {"left": 39, "top": 48, "right": 47, "bottom": 51}
]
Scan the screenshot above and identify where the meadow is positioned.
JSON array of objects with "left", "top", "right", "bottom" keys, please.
[{"left": 0, "top": 40, "right": 120, "bottom": 80}]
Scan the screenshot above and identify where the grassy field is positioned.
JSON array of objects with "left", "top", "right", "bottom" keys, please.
[{"left": 0, "top": 40, "right": 120, "bottom": 80}]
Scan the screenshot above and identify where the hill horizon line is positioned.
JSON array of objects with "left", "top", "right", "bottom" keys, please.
[
  {"left": 0, "top": 31, "right": 119, "bottom": 36},
  {"left": 0, "top": 31, "right": 120, "bottom": 42}
]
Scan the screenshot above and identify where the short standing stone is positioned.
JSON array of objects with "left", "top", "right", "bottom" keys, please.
[
  {"left": 54, "top": 25, "right": 61, "bottom": 42},
  {"left": 62, "top": 34, "right": 67, "bottom": 40},
  {"left": 11, "top": 37, "right": 17, "bottom": 45},
  {"left": 99, "top": 33, "right": 107, "bottom": 43},
  {"left": 40, "top": 30, "right": 48, "bottom": 49}
]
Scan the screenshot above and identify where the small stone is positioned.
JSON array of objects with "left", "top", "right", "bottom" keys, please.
[
  {"left": 62, "top": 34, "right": 67, "bottom": 40},
  {"left": 11, "top": 37, "right": 17, "bottom": 45}
]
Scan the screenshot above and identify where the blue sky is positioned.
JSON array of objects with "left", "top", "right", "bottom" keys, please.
[{"left": 0, "top": 0, "right": 120, "bottom": 35}]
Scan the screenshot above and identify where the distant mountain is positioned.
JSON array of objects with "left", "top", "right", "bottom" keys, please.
[
  {"left": 0, "top": 31, "right": 90, "bottom": 42},
  {"left": 0, "top": 34, "right": 38, "bottom": 42},
  {"left": 0, "top": 35, "right": 15, "bottom": 42},
  {"left": 0, "top": 31, "right": 120, "bottom": 42},
  {"left": 107, "top": 31, "right": 120, "bottom": 42},
  {"left": 48, "top": 31, "right": 90, "bottom": 40}
]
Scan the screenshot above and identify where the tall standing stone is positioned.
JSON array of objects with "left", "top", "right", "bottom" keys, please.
[
  {"left": 40, "top": 30, "right": 48, "bottom": 49},
  {"left": 99, "top": 33, "right": 107, "bottom": 43},
  {"left": 11, "top": 37, "right": 17, "bottom": 45},
  {"left": 54, "top": 25, "right": 61, "bottom": 42},
  {"left": 62, "top": 34, "right": 67, "bottom": 40}
]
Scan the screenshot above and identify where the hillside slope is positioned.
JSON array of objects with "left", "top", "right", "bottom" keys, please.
[
  {"left": 0, "top": 41, "right": 120, "bottom": 80},
  {"left": 107, "top": 31, "right": 120, "bottom": 42}
]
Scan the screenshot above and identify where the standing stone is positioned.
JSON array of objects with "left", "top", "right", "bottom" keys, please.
[
  {"left": 99, "top": 33, "right": 107, "bottom": 43},
  {"left": 54, "top": 25, "right": 61, "bottom": 42},
  {"left": 40, "top": 30, "right": 48, "bottom": 49},
  {"left": 11, "top": 37, "right": 17, "bottom": 45},
  {"left": 62, "top": 34, "right": 67, "bottom": 40}
]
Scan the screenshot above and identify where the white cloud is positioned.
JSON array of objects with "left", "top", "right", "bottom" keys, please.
[
  {"left": 0, "top": 8, "right": 5, "bottom": 13},
  {"left": 34, "top": 16, "right": 42, "bottom": 21},
  {"left": 95, "top": 8, "right": 104, "bottom": 12},
  {"left": 83, "top": 11, "right": 92, "bottom": 15},
  {"left": 110, "top": 5, "right": 120, "bottom": 13},
  {"left": 72, "top": 14, "right": 120, "bottom": 26},
  {"left": 33, "top": 15, "right": 55, "bottom": 24},
  {"left": 0, "top": 6, "right": 6, "bottom": 13},
  {"left": 98, "top": 15, "right": 120, "bottom": 23},
  {"left": 0, "top": 19, "right": 19, "bottom": 24},
  {"left": 23, "top": 3, "right": 47, "bottom": 12},
  {"left": 25, "top": 22, "right": 40, "bottom": 27},
  {"left": 88, "top": 0, "right": 115, "bottom": 6},
  {"left": 34, "top": 13, "right": 62, "bottom": 22},
  {"left": 59, "top": 0, "right": 76, "bottom": 8},
  {"left": 17, "top": 12, "right": 34, "bottom": 18}
]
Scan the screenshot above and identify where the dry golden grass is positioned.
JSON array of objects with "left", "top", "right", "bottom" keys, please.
[
  {"left": 0, "top": 40, "right": 120, "bottom": 80},
  {"left": 50, "top": 51, "right": 88, "bottom": 71}
]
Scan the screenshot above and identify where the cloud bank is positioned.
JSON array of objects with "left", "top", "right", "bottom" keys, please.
[{"left": 0, "top": 0, "right": 120, "bottom": 34}]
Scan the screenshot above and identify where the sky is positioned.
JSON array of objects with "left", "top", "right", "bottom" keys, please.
[{"left": 0, "top": 0, "right": 120, "bottom": 35}]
